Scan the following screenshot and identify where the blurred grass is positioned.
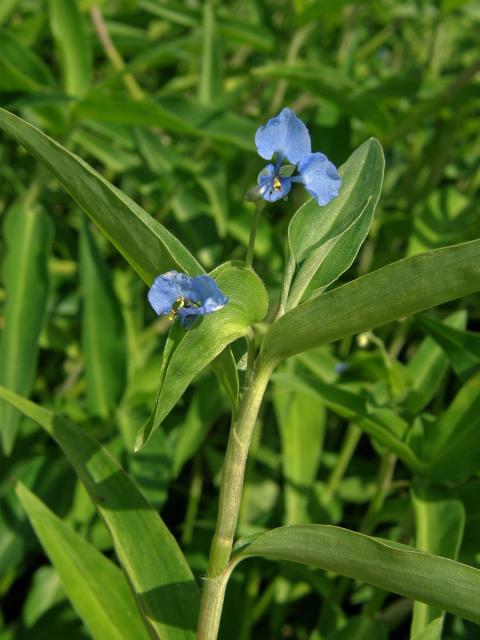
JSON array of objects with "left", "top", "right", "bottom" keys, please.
[{"left": 0, "top": 1, "right": 479, "bottom": 638}]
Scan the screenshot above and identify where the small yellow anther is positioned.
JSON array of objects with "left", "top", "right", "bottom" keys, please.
[
  {"left": 273, "top": 176, "right": 282, "bottom": 190},
  {"left": 167, "top": 296, "right": 185, "bottom": 321}
]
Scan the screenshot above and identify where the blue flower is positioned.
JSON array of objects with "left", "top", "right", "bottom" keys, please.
[
  {"left": 254, "top": 108, "right": 341, "bottom": 205},
  {"left": 148, "top": 271, "right": 228, "bottom": 329}
]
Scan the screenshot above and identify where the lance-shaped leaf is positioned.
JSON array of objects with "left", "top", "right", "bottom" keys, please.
[
  {"left": 272, "top": 380, "right": 326, "bottom": 524},
  {"left": 0, "top": 205, "right": 53, "bottom": 455},
  {"left": 0, "top": 107, "right": 202, "bottom": 284},
  {"left": 0, "top": 30, "right": 55, "bottom": 91},
  {"left": 0, "top": 108, "right": 237, "bottom": 401},
  {"left": 401, "top": 311, "right": 466, "bottom": 415},
  {"left": 421, "top": 372, "right": 480, "bottom": 482},
  {"left": 234, "top": 525, "right": 480, "bottom": 625},
  {"left": 48, "top": 0, "right": 91, "bottom": 97},
  {"left": 74, "top": 93, "right": 256, "bottom": 151},
  {"left": 287, "top": 138, "right": 384, "bottom": 307},
  {"left": 136, "top": 265, "right": 267, "bottom": 450},
  {"left": 411, "top": 619, "right": 444, "bottom": 640},
  {"left": 198, "top": 0, "right": 224, "bottom": 105},
  {"left": 79, "top": 215, "right": 126, "bottom": 417},
  {"left": 261, "top": 239, "right": 480, "bottom": 365},
  {"left": 16, "top": 484, "right": 151, "bottom": 640},
  {"left": 0, "top": 385, "right": 199, "bottom": 640},
  {"left": 272, "top": 371, "right": 420, "bottom": 469},
  {"left": 415, "top": 313, "right": 480, "bottom": 382}
]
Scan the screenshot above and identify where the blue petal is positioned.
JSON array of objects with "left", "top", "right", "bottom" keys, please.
[
  {"left": 297, "top": 153, "right": 342, "bottom": 206},
  {"left": 177, "top": 275, "right": 227, "bottom": 328},
  {"left": 148, "top": 271, "right": 227, "bottom": 327},
  {"left": 148, "top": 271, "right": 184, "bottom": 315},
  {"left": 191, "top": 275, "right": 228, "bottom": 314},
  {"left": 255, "top": 108, "right": 311, "bottom": 165},
  {"left": 257, "top": 164, "right": 292, "bottom": 202}
]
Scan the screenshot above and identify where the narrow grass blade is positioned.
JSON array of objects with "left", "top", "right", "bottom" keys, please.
[
  {"left": 0, "top": 385, "right": 199, "bottom": 640},
  {"left": 48, "top": 0, "right": 91, "bottom": 97},
  {"left": 0, "top": 108, "right": 202, "bottom": 284},
  {"left": 16, "top": 483, "right": 151, "bottom": 640},
  {"left": 0, "top": 205, "right": 52, "bottom": 455},
  {"left": 79, "top": 215, "right": 126, "bottom": 416}
]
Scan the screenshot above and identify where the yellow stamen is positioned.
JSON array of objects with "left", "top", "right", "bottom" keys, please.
[
  {"left": 273, "top": 176, "right": 282, "bottom": 190},
  {"left": 167, "top": 296, "right": 185, "bottom": 321}
]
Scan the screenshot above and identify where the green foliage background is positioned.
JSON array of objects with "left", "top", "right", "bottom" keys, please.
[{"left": 0, "top": 1, "right": 479, "bottom": 639}]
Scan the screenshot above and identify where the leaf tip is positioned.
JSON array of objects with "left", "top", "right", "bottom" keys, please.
[{"left": 133, "top": 434, "right": 145, "bottom": 453}]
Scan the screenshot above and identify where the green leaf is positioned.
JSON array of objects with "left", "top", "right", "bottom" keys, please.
[
  {"left": 74, "top": 94, "right": 256, "bottom": 151},
  {"left": 198, "top": 1, "right": 223, "bottom": 104},
  {"left": 273, "top": 379, "right": 326, "bottom": 524},
  {"left": 169, "top": 377, "right": 227, "bottom": 478},
  {"left": 0, "top": 0, "right": 19, "bottom": 25},
  {"left": 327, "top": 616, "right": 387, "bottom": 640},
  {"left": 210, "top": 347, "right": 239, "bottom": 412},
  {"left": 75, "top": 93, "right": 198, "bottom": 135},
  {"left": 134, "top": 126, "right": 178, "bottom": 174},
  {"left": 402, "top": 311, "right": 466, "bottom": 414},
  {"left": 299, "top": 198, "right": 376, "bottom": 303},
  {"left": 197, "top": 164, "right": 228, "bottom": 238},
  {"left": 287, "top": 138, "right": 384, "bottom": 307},
  {"left": 22, "top": 566, "right": 64, "bottom": 627},
  {"left": 139, "top": 1, "right": 274, "bottom": 52},
  {"left": 411, "top": 484, "right": 465, "bottom": 635},
  {"left": 261, "top": 239, "right": 480, "bottom": 365},
  {"left": 407, "top": 187, "right": 474, "bottom": 256},
  {"left": 411, "top": 618, "right": 444, "bottom": 640},
  {"left": 421, "top": 372, "right": 480, "bottom": 482},
  {"left": 136, "top": 265, "right": 268, "bottom": 450},
  {"left": 251, "top": 64, "right": 391, "bottom": 130},
  {"left": 0, "top": 385, "right": 199, "bottom": 640},
  {"left": 272, "top": 371, "right": 419, "bottom": 469},
  {"left": 0, "top": 110, "right": 235, "bottom": 409},
  {"left": 73, "top": 128, "right": 141, "bottom": 173},
  {"left": 0, "top": 205, "right": 53, "bottom": 455},
  {"left": 48, "top": 0, "right": 91, "bottom": 97},
  {"left": 234, "top": 525, "right": 480, "bottom": 625},
  {"left": 16, "top": 483, "right": 151, "bottom": 640},
  {"left": 79, "top": 215, "right": 126, "bottom": 417},
  {"left": 0, "top": 30, "right": 55, "bottom": 91},
  {"left": 0, "top": 107, "right": 202, "bottom": 284},
  {"left": 415, "top": 313, "right": 480, "bottom": 381}
]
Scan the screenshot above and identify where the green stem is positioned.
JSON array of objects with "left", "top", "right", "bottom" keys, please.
[
  {"left": 238, "top": 417, "right": 263, "bottom": 530},
  {"left": 197, "top": 361, "right": 274, "bottom": 639},
  {"left": 331, "top": 451, "right": 397, "bottom": 606},
  {"left": 245, "top": 203, "right": 263, "bottom": 268},
  {"left": 323, "top": 423, "right": 362, "bottom": 504},
  {"left": 360, "top": 452, "right": 397, "bottom": 535}
]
